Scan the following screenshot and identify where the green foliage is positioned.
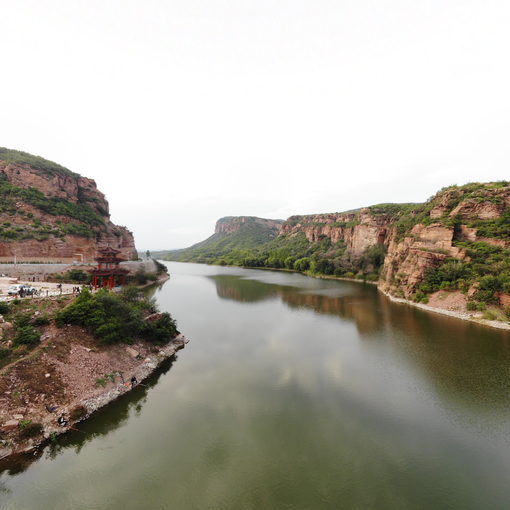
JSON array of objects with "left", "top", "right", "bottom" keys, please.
[
  {"left": 0, "top": 147, "right": 79, "bottom": 177},
  {"left": 130, "top": 270, "right": 158, "bottom": 285},
  {"left": 162, "top": 217, "right": 281, "bottom": 263},
  {"left": 13, "top": 326, "right": 41, "bottom": 346},
  {"left": 55, "top": 269, "right": 90, "bottom": 283},
  {"left": 0, "top": 302, "right": 10, "bottom": 315},
  {"left": 55, "top": 288, "right": 178, "bottom": 345},
  {"left": 18, "top": 421, "right": 43, "bottom": 439},
  {"left": 32, "top": 314, "right": 50, "bottom": 326},
  {"left": 13, "top": 314, "right": 41, "bottom": 346},
  {"left": 0, "top": 174, "right": 105, "bottom": 240}
]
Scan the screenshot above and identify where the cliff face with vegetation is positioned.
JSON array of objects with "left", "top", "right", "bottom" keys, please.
[
  {"left": 0, "top": 148, "right": 137, "bottom": 261},
  {"left": 164, "top": 182, "right": 510, "bottom": 322},
  {"left": 163, "top": 216, "right": 283, "bottom": 263}
]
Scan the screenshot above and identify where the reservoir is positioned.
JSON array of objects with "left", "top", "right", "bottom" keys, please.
[{"left": 2, "top": 261, "right": 510, "bottom": 509}]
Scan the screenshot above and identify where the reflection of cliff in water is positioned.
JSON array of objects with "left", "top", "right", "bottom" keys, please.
[
  {"left": 209, "top": 274, "right": 382, "bottom": 336},
  {"left": 0, "top": 356, "right": 177, "bottom": 476},
  {"left": 210, "top": 273, "right": 510, "bottom": 411}
]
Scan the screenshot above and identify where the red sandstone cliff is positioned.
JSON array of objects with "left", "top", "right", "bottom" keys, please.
[
  {"left": 0, "top": 158, "right": 137, "bottom": 262},
  {"left": 279, "top": 184, "right": 510, "bottom": 305}
]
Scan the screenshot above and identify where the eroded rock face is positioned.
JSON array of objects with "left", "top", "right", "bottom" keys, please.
[
  {"left": 0, "top": 162, "right": 137, "bottom": 261},
  {"left": 215, "top": 216, "right": 283, "bottom": 235},
  {"left": 280, "top": 209, "right": 389, "bottom": 256}
]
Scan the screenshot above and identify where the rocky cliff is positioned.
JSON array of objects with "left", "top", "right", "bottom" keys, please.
[
  {"left": 280, "top": 209, "right": 390, "bottom": 256},
  {"left": 215, "top": 216, "right": 283, "bottom": 235},
  {"left": 169, "top": 182, "right": 510, "bottom": 320},
  {"left": 278, "top": 183, "right": 510, "bottom": 316},
  {"left": 0, "top": 148, "right": 137, "bottom": 261}
]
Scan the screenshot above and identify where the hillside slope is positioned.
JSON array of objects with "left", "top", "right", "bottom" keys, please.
[
  {"left": 0, "top": 148, "right": 137, "bottom": 261},
  {"left": 162, "top": 216, "right": 283, "bottom": 263}
]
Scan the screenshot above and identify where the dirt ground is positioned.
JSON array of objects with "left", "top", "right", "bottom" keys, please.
[
  {"left": 427, "top": 290, "right": 468, "bottom": 311},
  {"left": 0, "top": 320, "right": 162, "bottom": 454}
]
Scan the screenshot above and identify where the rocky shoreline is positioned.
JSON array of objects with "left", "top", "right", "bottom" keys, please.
[
  {"left": 0, "top": 333, "right": 189, "bottom": 463},
  {"left": 381, "top": 290, "right": 510, "bottom": 331}
]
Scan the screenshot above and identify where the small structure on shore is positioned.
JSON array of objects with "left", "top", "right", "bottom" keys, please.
[{"left": 89, "top": 247, "right": 129, "bottom": 289}]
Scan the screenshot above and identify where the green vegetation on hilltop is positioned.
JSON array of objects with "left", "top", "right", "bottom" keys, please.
[
  {"left": 165, "top": 219, "right": 281, "bottom": 263},
  {"left": 0, "top": 147, "right": 79, "bottom": 178}
]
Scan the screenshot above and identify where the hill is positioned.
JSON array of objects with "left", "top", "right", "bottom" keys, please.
[
  {"left": 161, "top": 216, "right": 283, "bottom": 263},
  {"left": 0, "top": 147, "right": 137, "bottom": 261}
]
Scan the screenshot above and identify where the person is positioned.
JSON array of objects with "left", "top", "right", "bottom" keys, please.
[
  {"left": 57, "top": 414, "right": 68, "bottom": 427},
  {"left": 130, "top": 375, "right": 138, "bottom": 388}
]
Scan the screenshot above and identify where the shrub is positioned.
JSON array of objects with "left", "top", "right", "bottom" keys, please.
[
  {"left": 69, "top": 405, "right": 87, "bottom": 421},
  {"left": 0, "top": 302, "right": 10, "bottom": 315},
  {"left": 18, "top": 422, "right": 43, "bottom": 439},
  {"left": 55, "top": 288, "right": 177, "bottom": 345},
  {"left": 13, "top": 325, "right": 41, "bottom": 346},
  {"left": 482, "top": 309, "right": 499, "bottom": 321},
  {"left": 32, "top": 314, "right": 50, "bottom": 326}
]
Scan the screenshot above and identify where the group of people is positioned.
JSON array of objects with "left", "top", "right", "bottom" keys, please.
[{"left": 18, "top": 287, "right": 38, "bottom": 298}]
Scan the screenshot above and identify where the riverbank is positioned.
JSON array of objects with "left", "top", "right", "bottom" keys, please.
[
  {"left": 381, "top": 289, "right": 510, "bottom": 331},
  {"left": 0, "top": 328, "right": 188, "bottom": 462},
  {"left": 0, "top": 274, "right": 186, "bottom": 462}
]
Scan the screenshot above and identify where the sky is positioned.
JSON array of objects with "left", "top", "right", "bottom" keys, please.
[{"left": 1, "top": 1, "right": 509, "bottom": 250}]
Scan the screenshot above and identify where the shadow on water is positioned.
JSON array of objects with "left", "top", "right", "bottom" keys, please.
[
  {"left": 0, "top": 356, "right": 178, "bottom": 477},
  {"left": 209, "top": 273, "right": 510, "bottom": 412}
]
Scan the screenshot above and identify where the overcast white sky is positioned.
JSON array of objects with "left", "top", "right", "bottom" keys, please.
[{"left": 1, "top": 1, "right": 509, "bottom": 249}]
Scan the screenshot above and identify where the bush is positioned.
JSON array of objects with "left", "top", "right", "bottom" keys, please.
[
  {"left": 0, "top": 302, "right": 10, "bottom": 315},
  {"left": 467, "top": 301, "right": 486, "bottom": 311},
  {"left": 14, "top": 325, "right": 41, "bottom": 346},
  {"left": 18, "top": 421, "right": 43, "bottom": 439},
  {"left": 55, "top": 288, "right": 177, "bottom": 345},
  {"left": 482, "top": 309, "right": 499, "bottom": 321},
  {"left": 69, "top": 405, "right": 88, "bottom": 421},
  {"left": 32, "top": 314, "right": 50, "bottom": 326}
]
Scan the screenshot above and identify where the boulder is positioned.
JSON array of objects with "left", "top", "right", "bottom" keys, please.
[
  {"left": 125, "top": 347, "right": 139, "bottom": 358},
  {"left": 1, "top": 420, "right": 19, "bottom": 432}
]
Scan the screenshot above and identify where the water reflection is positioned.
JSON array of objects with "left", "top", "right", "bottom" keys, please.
[{"left": 209, "top": 272, "right": 510, "bottom": 412}]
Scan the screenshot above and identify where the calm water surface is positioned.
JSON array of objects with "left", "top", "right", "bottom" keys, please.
[{"left": 2, "top": 262, "right": 510, "bottom": 509}]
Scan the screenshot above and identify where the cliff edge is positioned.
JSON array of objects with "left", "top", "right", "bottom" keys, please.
[{"left": 0, "top": 148, "right": 137, "bottom": 261}]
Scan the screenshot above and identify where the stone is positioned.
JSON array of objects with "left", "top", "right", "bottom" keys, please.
[
  {"left": 45, "top": 373, "right": 51, "bottom": 378},
  {"left": 2, "top": 420, "right": 19, "bottom": 431},
  {"left": 13, "top": 414, "right": 24, "bottom": 420},
  {"left": 125, "top": 347, "right": 139, "bottom": 358}
]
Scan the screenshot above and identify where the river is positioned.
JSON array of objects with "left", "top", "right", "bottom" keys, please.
[{"left": 2, "top": 262, "right": 510, "bottom": 509}]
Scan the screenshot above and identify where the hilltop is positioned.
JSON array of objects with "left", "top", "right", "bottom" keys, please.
[
  {"left": 0, "top": 147, "right": 136, "bottom": 261},
  {"left": 162, "top": 216, "right": 283, "bottom": 264}
]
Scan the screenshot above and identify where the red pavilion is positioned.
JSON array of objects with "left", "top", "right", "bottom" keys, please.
[{"left": 89, "top": 246, "right": 129, "bottom": 289}]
